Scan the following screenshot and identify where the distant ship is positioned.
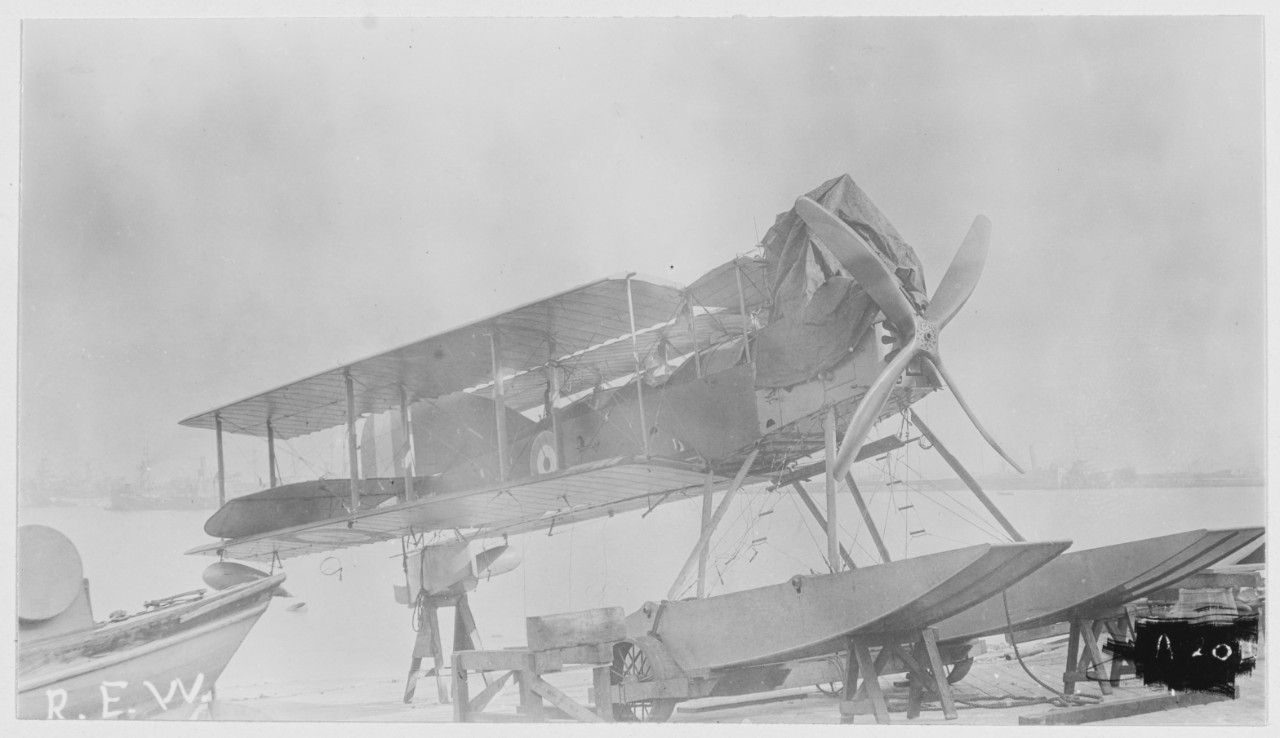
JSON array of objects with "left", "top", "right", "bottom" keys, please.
[{"left": 107, "top": 459, "right": 219, "bottom": 512}]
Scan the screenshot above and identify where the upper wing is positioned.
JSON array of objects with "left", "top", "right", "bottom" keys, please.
[
  {"left": 179, "top": 276, "right": 687, "bottom": 440},
  {"left": 186, "top": 456, "right": 727, "bottom": 563}
]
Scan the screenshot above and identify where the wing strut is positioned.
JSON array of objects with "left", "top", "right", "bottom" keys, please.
[
  {"left": 215, "top": 414, "right": 226, "bottom": 506},
  {"left": 626, "top": 275, "right": 651, "bottom": 455},
  {"left": 696, "top": 470, "right": 714, "bottom": 598},
  {"left": 667, "top": 449, "right": 759, "bottom": 600},
  {"left": 345, "top": 369, "right": 360, "bottom": 510},
  {"left": 908, "top": 410, "right": 1024, "bottom": 542},
  {"left": 823, "top": 408, "right": 840, "bottom": 572}
]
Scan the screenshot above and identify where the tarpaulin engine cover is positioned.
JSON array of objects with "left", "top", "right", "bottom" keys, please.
[{"left": 754, "top": 174, "right": 927, "bottom": 389}]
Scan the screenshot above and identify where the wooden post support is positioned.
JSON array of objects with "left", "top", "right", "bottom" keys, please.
[
  {"left": 1064, "top": 620, "right": 1082, "bottom": 694},
  {"left": 427, "top": 605, "right": 450, "bottom": 704},
  {"left": 697, "top": 470, "right": 714, "bottom": 598},
  {"left": 790, "top": 482, "right": 856, "bottom": 571},
  {"left": 592, "top": 665, "right": 613, "bottom": 721},
  {"left": 214, "top": 414, "right": 226, "bottom": 507},
  {"left": 667, "top": 449, "right": 759, "bottom": 601},
  {"left": 451, "top": 653, "right": 470, "bottom": 722},
  {"left": 399, "top": 386, "right": 415, "bottom": 501},
  {"left": 851, "top": 637, "right": 890, "bottom": 724},
  {"left": 344, "top": 369, "right": 360, "bottom": 511},
  {"left": 919, "top": 628, "right": 959, "bottom": 720},
  {"left": 823, "top": 408, "right": 840, "bottom": 573},
  {"left": 909, "top": 410, "right": 1025, "bottom": 542},
  {"left": 839, "top": 637, "right": 861, "bottom": 725},
  {"left": 266, "top": 419, "right": 277, "bottom": 488},
  {"left": 845, "top": 473, "right": 892, "bottom": 563},
  {"left": 516, "top": 652, "right": 544, "bottom": 720}
]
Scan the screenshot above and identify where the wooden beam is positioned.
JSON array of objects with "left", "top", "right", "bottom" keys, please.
[
  {"left": 844, "top": 473, "right": 892, "bottom": 563},
  {"left": 909, "top": 410, "right": 1024, "bottom": 541},
  {"left": 667, "top": 449, "right": 759, "bottom": 600},
  {"left": 697, "top": 470, "right": 714, "bottom": 597},
  {"left": 214, "top": 414, "right": 226, "bottom": 507},
  {"left": 919, "top": 628, "right": 959, "bottom": 719},
  {"left": 851, "top": 637, "right": 890, "bottom": 724},
  {"left": 490, "top": 332, "right": 509, "bottom": 481},
  {"left": 824, "top": 408, "right": 839, "bottom": 573},
  {"left": 466, "top": 670, "right": 512, "bottom": 715},
  {"left": 1019, "top": 690, "right": 1229, "bottom": 726},
  {"left": 528, "top": 674, "right": 603, "bottom": 722},
  {"left": 789, "top": 482, "right": 856, "bottom": 571},
  {"left": 344, "top": 369, "right": 359, "bottom": 511},
  {"left": 266, "top": 419, "right": 277, "bottom": 488}
]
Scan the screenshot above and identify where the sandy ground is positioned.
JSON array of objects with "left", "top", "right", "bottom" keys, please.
[{"left": 209, "top": 633, "right": 1266, "bottom": 725}]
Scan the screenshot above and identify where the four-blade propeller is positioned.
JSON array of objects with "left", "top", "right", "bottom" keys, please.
[{"left": 794, "top": 196, "right": 1024, "bottom": 481}]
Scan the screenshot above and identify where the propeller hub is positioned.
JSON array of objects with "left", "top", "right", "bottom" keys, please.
[{"left": 914, "top": 317, "right": 939, "bottom": 355}]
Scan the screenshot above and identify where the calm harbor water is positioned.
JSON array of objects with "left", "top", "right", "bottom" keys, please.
[{"left": 18, "top": 485, "right": 1265, "bottom": 691}]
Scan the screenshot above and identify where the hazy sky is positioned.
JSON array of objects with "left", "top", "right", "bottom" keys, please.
[{"left": 18, "top": 15, "right": 1265, "bottom": 487}]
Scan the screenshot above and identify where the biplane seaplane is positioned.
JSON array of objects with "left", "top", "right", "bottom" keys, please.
[{"left": 181, "top": 175, "right": 1259, "bottom": 722}]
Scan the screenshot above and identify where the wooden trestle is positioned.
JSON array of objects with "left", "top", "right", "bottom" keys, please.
[{"left": 838, "top": 627, "right": 960, "bottom": 724}]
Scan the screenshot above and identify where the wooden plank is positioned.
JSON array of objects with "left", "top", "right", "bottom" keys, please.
[
  {"left": 1063, "top": 620, "right": 1082, "bottom": 694},
  {"left": 451, "top": 654, "right": 469, "bottom": 722},
  {"left": 426, "top": 606, "right": 450, "bottom": 704},
  {"left": 553, "top": 643, "right": 613, "bottom": 666},
  {"left": 528, "top": 674, "right": 602, "bottom": 723},
  {"left": 466, "top": 670, "right": 513, "bottom": 715},
  {"left": 1081, "top": 619, "right": 1113, "bottom": 696},
  {"left": 526, "top": 607, "right": 625, "bottom": 652},
  {"left": 516, "top": 666, "right": 544, "bottom": 720},
  {"left": 677, "top": 689, "right": 808, "bottom": 714},
  {"left": 592, "top": 665, "right": 613, "bottom": 721},
  {"left": 1020, "top": 690, "right": 1229, "bottom": 725},
  {"left": 456, "top": 649, "right": 538, "bottom": 673},
  {"left": 851, "top": 637, "right": 890, "bottom": 725},
  {"left": 614, "top": 676, "right": 694, "bottom": 703},
  {"left": 919, "top": 628, "right": 958, "bottom": 720}
]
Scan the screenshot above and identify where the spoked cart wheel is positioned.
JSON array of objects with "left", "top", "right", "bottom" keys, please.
[
  {"left": 945, "top": 656, "right": 974, "bottom": 684},
  {"left": 610, "top": 636, "right": 680, "bottom": 722}
]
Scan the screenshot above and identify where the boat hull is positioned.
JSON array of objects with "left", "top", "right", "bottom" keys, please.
[
  {"left": 626, "top": 540, "right": 1070, "bottom": 673},
  {"left": 934, "top": 527, "right": 1265, "bottom": 644},
  {"left": 18, "top": 574, "right": 284, "bottom": 720}
]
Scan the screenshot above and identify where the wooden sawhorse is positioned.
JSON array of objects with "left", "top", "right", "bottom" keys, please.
[
  {"left": 452, "top": 645, "right": 614, "bottom": 723},
  {"left": 452, "top": 606, "right": 624, "bottom": 723},
  {"left": 403, "top": 593, "right": 483, "bottom": 704},
  {"left": 1062, "top": 606, "right": 1137, "bottom": 695},
  {"left": 838, "top": 627, "right": 959, "bottom": 724}
]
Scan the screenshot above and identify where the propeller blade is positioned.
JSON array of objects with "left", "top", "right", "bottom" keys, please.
[
  {"left": 794, "top": 196, "right": 919, "bottom": 335},
  {"left": 919, "top": 355, "right": 1026, "bottom": 473},
  {"left": 923, "top": 215, "right": 991, "bottom": 330},
  {"left": 829, "top": 336, "right": 923, "bottom": 481}
]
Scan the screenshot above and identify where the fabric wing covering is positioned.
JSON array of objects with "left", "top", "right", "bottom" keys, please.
[{"left": 179, "top": 277, "right": 686, "bottom": 440}]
